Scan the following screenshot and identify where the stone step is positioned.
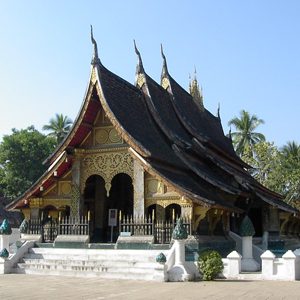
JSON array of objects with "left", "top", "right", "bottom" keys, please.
[
  {"left": 24, "top": 253, "right": 158, "bottom": 263},
  {"left": 12, "top": 266, "right": 161, "bottom": 281},
  {"left": 27, "top": 248, "right": 161, "bottom": 261},
  {"left": 238, "top": 272, "right": 262, "bottom": 280},
  {"left": 29, "top": 247, "right": 160, "bottom": 255},
  {"left": 22, "top": 258, "right": 158, "bottom": 270},
  {"left": 17, "top": 262, "right": 158, "bottom": 274}
]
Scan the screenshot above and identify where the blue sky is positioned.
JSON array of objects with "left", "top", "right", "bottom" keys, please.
[{"left": 0, "top": 1, "right": 299, "bottom": 147}]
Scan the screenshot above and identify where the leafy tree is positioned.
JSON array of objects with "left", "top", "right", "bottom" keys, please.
[
  {"left": 279, "top": 141, "right": 300, "bottom": 203},
  {"left": 241, "top": 142, "right": 283, "bottom": 193},
  {"left": 242, "top": 141, "right": 300, "bottom": 204},
  {"left": 0, "top": 126, "right": 56, "bottom": 199},
  {"left": 228, "top": 110, "right": 265, "bottom": 157},
  {"left": 42, "top": 113, "right": 73, "bottom": 145}
]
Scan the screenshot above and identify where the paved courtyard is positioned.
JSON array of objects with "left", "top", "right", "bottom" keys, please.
[{"left": 1, "top": 275, "right": 300, "bottom": 300}]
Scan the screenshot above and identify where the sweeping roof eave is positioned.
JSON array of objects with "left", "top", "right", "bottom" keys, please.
[
  {"left": 255, "top": 191, "right": 298, "bottom": 214},
  {"left": 6, "top": 151, "right": 70, "bottom": 210}
]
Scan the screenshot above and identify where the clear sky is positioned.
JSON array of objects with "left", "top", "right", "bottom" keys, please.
[{"left": 0, "top": 1, "right": 299, "bottom": 147}]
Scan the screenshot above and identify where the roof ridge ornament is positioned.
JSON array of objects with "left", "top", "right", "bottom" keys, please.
[
  {"left": 90, "top": 25, "right": 101, "bottom": 65},
  {"left": 217, "top": 102, "right": 221, "bottom": 120},
  {"left": 161, "top": 44, "right": 169, "bottom": 79},
  {"left": 228, "top": 127, "right": 232, "bottom": 140},
  {"left": 134, "top": 40, "right": 145, "bottom": 74},
  {"left": 189, "top": 68, "right": 204, "bottom": 111},
  {"left": 160, "top": 44, "right": 171, "bottom": 90}
]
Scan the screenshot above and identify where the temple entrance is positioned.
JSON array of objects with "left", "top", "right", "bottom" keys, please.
[
  {"left": 83, "top": 175, "right": 107, "bottom": 242},
  {"left": 109, "top": 173, "right": 133, "bottom": 216},
  {"left": 248, "top": 208, "right": 263, "bottom": 237},
  {"left": 108, "top": 173, "right": 133, "bottom": 241},
  {"left": 165, "top": 204, "right": 181, "bottom": 222},
  {"left": 83, "top": 173, "right": 133, "bottom": 243}
]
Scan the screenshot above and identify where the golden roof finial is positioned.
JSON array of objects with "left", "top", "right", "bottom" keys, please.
[
  {"left": 189, "top": 67, "right": 204, "bottom": 111},
  {"left": 134, "top": 40, "right": 145, "bottom": 74},
  {"left": 217, "top": 102, "right": 221, "bottom": 120},
  {"left": 161, "top": 44, "right": 169, "bottom": 79},
  {"left": 90, "top": 25, "right": 100, "bottom": 65}
]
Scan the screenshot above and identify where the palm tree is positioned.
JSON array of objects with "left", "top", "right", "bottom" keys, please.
[
  {"left": 280, "top": 141, "right": 300, "bottom": 203},
  {"left": 281, "top": 141, "right": 300, "bottom": 159},
  {"left": 43, "top": 114, "right": 73, "bottom": 145},
  {"left": 228, "top": 110, "right": 265, "bottom": 157}
]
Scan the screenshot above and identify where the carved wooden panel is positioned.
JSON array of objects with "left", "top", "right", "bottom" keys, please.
[{"left": 81, "top": 151, "right": 133, "bottom": 196}]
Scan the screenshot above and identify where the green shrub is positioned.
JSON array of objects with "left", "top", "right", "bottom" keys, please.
[{"left": 197, "top": 250, "right": 223, "bottom": 281}]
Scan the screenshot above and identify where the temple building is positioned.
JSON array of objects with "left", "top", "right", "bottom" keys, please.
[{"left": 7, "top": 31, "right": 298, "bottom": 246}]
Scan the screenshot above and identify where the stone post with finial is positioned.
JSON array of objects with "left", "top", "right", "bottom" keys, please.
[
  {"left": 168, "top": 218, "right": 193, "bottom": 281},
  {"left": 0, "top": 219, "right": 12, "bottom": 257},
  {"left": 239, "top": 215, "right": 260, "bottom": 271}
]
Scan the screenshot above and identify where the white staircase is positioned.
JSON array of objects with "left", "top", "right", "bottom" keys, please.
[{"left": 12, "top": 247, "right": 166, "bottom": 281}]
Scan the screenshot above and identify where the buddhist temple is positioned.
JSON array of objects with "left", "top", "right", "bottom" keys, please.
[{"left": 6, "top": 29, "right": 298, "bottom": 248}]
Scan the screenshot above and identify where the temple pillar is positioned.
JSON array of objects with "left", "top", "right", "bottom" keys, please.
[
  {"left": 268, "top": 206, "right": 280, "bottom": 237},
  {"left": 30, "top": 208, "right": 39, "bottom": 220},
  {"left": 71, "top": 159, "right": 81, "bottom": 218},
  {"left": 156, "top": 205, "right": 165, "bottom": 221},
  {"left": 133, "top": 159, "right": 144, "bottom": 218},
  {"left": 223, "top": 212, "right": 230, "bottom": 233}
]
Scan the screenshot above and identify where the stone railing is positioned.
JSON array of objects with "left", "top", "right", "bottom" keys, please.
[{"left": 0, "top": 240, "right": 35, "bottom": 274}]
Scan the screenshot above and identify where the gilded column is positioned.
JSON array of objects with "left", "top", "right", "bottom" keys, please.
[
  {"left": 30, "top": 208, "right": 40, "bottom": 219},
  {"left": 268, "top": 206, "right": 280, "bottom": 236},
  {"left": 71, "top": 159, "right": 81, "bottom": 218},
  {"left": 133, "top": 159, "right": 144, "bottom": 218}
]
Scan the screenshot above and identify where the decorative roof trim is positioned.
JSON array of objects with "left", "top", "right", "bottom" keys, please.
[
  {"left": 6, "top": 151, "right": 68, "bottom": 210},
  {"left": 160, "top": 44, "right": 171, "bottom": 91},
  {"left": 94, "top": 65, "right": 151, "bottom": 158},
  {"left": 90, "top": 25, "right": 101, "bottom": 66},
  {"left": 134, "top": 40, "right": 145, "bottom": 75}
]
